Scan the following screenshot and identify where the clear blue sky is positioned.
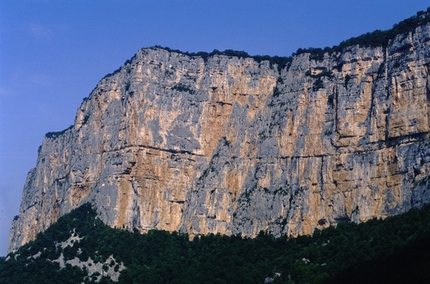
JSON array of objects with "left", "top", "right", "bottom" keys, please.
[{"left": 1, "top": 0, "right": 429, "bottom": 256}]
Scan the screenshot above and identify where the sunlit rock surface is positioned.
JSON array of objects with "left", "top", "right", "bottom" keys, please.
[{"left": 9, "top": 22, "right": 430, "bottom": 252}]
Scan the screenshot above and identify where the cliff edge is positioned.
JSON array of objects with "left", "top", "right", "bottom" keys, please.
[{"left": 9, "top": 12, "right": 430, "bottom": 252}]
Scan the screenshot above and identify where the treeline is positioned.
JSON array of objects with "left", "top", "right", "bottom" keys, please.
[
  {"left": 99, "top": 7, "right": 430, "bottom": 83},
  {"left": 155, "top": 7, "right": 430, "bottom": 67},
  {"left": 294, "top": 7, "right": 430, "bottom": 59},
  {"left": 2, "top": 202, "right": 430, "bottom": 283},
  {"left": 338, "top": 8, "right": 430, "bottom": 49},
  {"left": 152, "top": 46, "right": 293, "bottom": 71}
]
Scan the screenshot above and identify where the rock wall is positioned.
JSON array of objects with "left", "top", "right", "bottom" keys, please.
[{"left": 9, "top": 21, "right": 430, "bottom": 252}]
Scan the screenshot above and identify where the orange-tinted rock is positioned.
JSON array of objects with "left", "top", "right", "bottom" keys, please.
[{"left": 8, "top": 22, "right": 430, "bottom": 252}]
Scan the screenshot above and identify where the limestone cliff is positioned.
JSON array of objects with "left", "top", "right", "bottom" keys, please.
[{"left": 9, "top": 14, "right": 430, "bottom": 252}]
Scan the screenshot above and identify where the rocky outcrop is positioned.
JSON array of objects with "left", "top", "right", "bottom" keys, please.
[{"left": 9, "top": 18, "right": 430, "bottom": 252}]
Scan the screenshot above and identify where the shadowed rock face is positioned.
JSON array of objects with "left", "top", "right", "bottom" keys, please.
[{"left": 8, "top": 22, "right": 430, "bottom": 252}]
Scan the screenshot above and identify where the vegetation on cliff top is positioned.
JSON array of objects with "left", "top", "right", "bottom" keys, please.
[
  {"left": 79, "top": 6, "right": 430, "bottom": 112},
  {"left": 45, "top": 125, "right": 74, "bottom": 139},
  {"left": 1, "top": 202, "right": 430, "bottom": 283},
  {"left": 156, "top": 7, "right": 430, "bottom": 66},
  {"left": 295, "top": 7, "right": 430, "bottom": 60}
]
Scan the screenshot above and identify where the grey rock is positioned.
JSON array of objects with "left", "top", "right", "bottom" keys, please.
[{"left": 8, "top": 20, "right": 430, "bottom": 252}]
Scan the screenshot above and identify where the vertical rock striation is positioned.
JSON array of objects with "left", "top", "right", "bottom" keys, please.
[{"left": 9, "top": 18, "right": 430, "bottom": 252}]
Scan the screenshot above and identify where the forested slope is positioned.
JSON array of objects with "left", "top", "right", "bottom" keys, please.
[{"left": 2, "top": 203, "right": 430, "bottom": 283}]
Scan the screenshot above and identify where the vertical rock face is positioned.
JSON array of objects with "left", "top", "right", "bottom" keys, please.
[{"left": 9, "top": 20, "right": 430, "bottom": 252}]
